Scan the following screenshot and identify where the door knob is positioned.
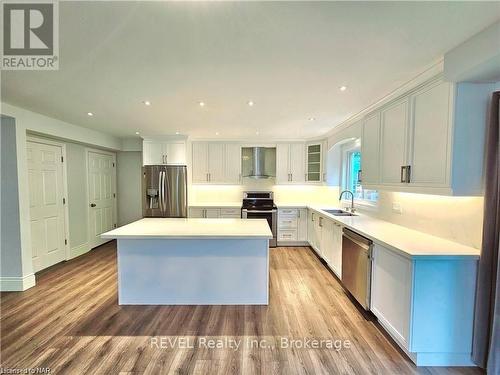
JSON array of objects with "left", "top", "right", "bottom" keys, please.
[{"left": 90, "top": 203, "right": 96, "bottom": 207}]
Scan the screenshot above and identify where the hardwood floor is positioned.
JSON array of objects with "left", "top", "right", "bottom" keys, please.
[{"left": 1, "top": 242, "right": 482, "bottom": 374}]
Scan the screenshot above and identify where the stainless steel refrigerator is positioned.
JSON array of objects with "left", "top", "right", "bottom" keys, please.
[{"left": 142, "top": 165, "right": 188, "bottom": 218}]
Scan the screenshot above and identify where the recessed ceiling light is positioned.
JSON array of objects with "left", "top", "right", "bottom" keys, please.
[
  {"left": 340, "top": 85, "right": 347, "bottom": 91},
  {"left": 309, "top": 117, "right": 315, "bottom": 121},
  {"left": 199, "top": 101, "right": 205, "bottom": 107},
  {"left": 135, "top": 131, "right": 140, "bottom": 135},
  {"left": 175, "top": 131, "right": 180, "bottom": 135},
  {"left": 215, "top": 132, "right": 219, "bottom": 136},
  {"left": 248, "top": 101, "right": 254, "bottom": 106},
  {"left": 87, "top": 112, "right": 94, "bottom": 116},
  {"left": 143, "top": 100, "right": 151, "bottom": 106}
]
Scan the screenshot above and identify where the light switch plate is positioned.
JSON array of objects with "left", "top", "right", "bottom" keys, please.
[{"left": 392, "top": 202, "right": 403, "bottom": 214}]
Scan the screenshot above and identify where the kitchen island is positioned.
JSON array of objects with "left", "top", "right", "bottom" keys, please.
[{"left": 101, "top": 218, "right": 272, "bottom": 305}]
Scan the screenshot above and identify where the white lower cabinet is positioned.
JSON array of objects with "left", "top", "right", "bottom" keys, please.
[
  {"left": 190, "top": 207, "right": 241, "bottom": 218},
  {"left": 219, "top": 208, "right": 241, "bottom": 218},
  {"left": 371, "top": 243, "right": 478, "bottom": 366},
  {"left": 306, "top": 209, "right": 343, "bottom": 278},
  {"left": 371, "top": 244, "right": 412, "bottom": 349},
  {"left": 329, "top": 222, "right": 342, "bottom": 278},
  {"left": 277, "top": 208, "right": 308, "bottom": 244}
]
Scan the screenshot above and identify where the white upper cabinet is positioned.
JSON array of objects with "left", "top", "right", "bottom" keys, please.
[
  {"left": 192, "top": 142, "right": 209, "bottom": 183},
  {"left": 143, "top": 139, "right": 186, "bottom": 165},
  {"left": 276, "top": 144, "right": 290, "bottom": 183},
  {"left": 224, "top": 143, "right": 242, "bottom": 184},
  {"left": 360, "top": 76, "right": 486, "bottom": 195},
  {"left": 208, "top": 143, "right": 225, "bottom": 183},
  {"left": 409, "top": 81, "right": 451, "bottom": 187},
  {"left": 379, "top": 98, "right": 409, "bottom": 185},
  {"left": 289, "top": 143, "right": 306, "bottom": 183},
  {"left": 276, "top": 143, "right": 305, "bottom": 184},
  {"left": 191, "top": 142, "right": 241, "bottom": 184},
  {"left": 361, "top": 113, "right": 380, "bottom": 185}
]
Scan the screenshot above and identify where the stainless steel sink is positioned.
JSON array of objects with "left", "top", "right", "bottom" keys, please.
[{"left": 322, "top": 209, "right": 357, "bottom": 217}]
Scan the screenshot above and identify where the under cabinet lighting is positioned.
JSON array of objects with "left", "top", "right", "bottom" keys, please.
[
  {"left": 143, "top": 100, "right": 151, "bottom": 106},
  {"left": 87, "top": 112, "right": 94, "bottom": 116},
  {"left": 340, "top": 86, "right": 347, "bottom": 91}
]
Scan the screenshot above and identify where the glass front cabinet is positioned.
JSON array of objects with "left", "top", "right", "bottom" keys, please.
[{"left": 306, "top": 143, "right": 322, "bottom": 182}]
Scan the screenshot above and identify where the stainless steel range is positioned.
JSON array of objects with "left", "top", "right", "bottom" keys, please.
[{"left": 241, "top": 191, "right": 277, "bottom": 247}]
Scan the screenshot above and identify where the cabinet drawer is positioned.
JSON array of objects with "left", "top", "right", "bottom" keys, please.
[
  {"left": 279, "top": 217, "right": 298, "bottom": 229},
  {"left": 279, "top": 208, "right": 298, "bottom": 217},
  {"left": 220, "top": 208, "right": 241, "bottom": 217},
  {"left": 278, "top": 230, "right": 297, "bottom": 241}
]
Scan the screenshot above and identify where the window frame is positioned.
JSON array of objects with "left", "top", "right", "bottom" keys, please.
[{"left": 340, "top": 141, "right": 379, "bottom": 209}]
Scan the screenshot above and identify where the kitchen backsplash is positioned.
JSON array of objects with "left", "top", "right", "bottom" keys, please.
[
  {"left": 358, "top": 191, "right": 483, "bottom": 249},
  {"left": 189, "top": 180, "right": 340, "bottom": 206},
  {"left": 190, "top": 182, "right": 483, "bottom": 249}
]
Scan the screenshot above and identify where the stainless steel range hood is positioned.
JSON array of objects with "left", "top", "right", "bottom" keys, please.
[{"left": 241, "top": 147, "right": 276, "bottom": 179}]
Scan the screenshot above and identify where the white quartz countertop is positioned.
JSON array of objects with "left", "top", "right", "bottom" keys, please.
[
  {"left": 101, "top": 218, "right": 273, "bottom": 239},
  {"left": 307, "top": 206, "right": 479, "bottom": 259}
]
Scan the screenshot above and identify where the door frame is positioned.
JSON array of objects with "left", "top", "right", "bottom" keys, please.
[
  {"left": 27, "top": 136, "right": 71, "bottom": 262},
  {"left": 84, "top": 147, "right": 117, "bottom": 249}
]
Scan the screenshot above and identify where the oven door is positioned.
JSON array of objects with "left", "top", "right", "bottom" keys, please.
[{"left": 241, "top": 209, "right": 277, "bottom": 247}]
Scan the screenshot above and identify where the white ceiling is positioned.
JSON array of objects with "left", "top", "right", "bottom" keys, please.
[{"left": 2, "top": 1, "right": 499, "bottom": 139}]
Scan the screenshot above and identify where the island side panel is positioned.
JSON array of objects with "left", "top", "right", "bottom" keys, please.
[{"left": 116, "top": 238, "right": 269, "bottom": 305}]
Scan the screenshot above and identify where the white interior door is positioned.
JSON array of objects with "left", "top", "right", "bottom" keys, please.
[
  {"left": 27, "top": 141, "right": 67, "bottom": 272},
  {"left": 87, "top": 150, "right": 116, "bottom": 249}
]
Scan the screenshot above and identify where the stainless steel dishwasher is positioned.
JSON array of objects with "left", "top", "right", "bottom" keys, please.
[{"left": 341, "top": 228, "right": 373, "bottom": 310}]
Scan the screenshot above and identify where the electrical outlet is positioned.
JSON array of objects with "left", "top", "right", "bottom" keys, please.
[{"left": 392, "top": 202, "right": 403, "bottom": 214}]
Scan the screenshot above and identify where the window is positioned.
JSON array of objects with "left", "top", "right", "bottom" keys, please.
[{"left": 342, "top": 142, "right": 378, "bottom": 204}]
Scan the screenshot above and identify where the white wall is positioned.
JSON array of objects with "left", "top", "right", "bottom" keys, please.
[
  {"left": 65, "top": 142, "right": 89, "bottom": 252},
  {"left": 0, "top": 104, "right": 122, "bottom": 290},
  {"left": 1, "top": 117, "right": 35, "bottom": 290},
  {"left": 117, "top": 151, "right": 142, "bottom": 226}
]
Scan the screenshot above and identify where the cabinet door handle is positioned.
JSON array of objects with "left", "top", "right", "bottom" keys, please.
[
  {"left": 319, "top": 217, "right": 323, "bottom": 227},
  {"left": 311, "top": 213, "right": 315, "bottom": 222},
  {"left": 290, "top": 173, "right": 293, "bottom": 182},
  {"left": 400, "top": 166, "right": 406, "bottom": 183},
  {"left": 323, "top": 172, "right": 326, "bottom": 182},
  {"left": 298, "top": 210, "right": 300, "bottom": 218},
  {"left": 406, "top": 165, "right": 411, "bottom": 183},
  {"left": 206, "top": 173, "right": 209, "bottom": 182}
]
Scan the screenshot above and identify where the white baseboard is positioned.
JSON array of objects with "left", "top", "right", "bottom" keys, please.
[
  {"left": 0, "top": 273, "right": 36, "bottom": 291},
  {"left": 70, "top": 242, "right": 90, "bottom": 259}
]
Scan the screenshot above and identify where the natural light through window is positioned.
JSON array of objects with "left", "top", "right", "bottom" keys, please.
[{"left": 343, "top": 143, "right": 378, "bottom": 204}]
